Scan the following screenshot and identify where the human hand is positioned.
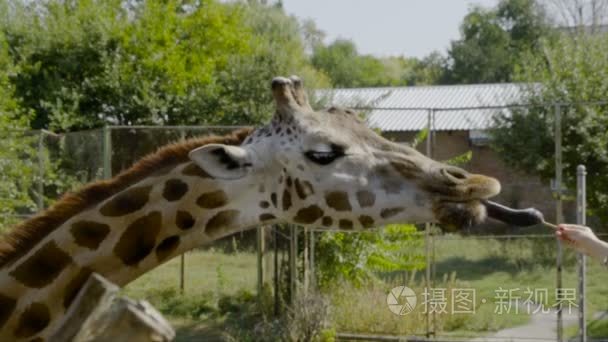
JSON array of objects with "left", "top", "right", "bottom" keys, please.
[{"left": 556, "top": 224, "right": 608, "bottom": 260}]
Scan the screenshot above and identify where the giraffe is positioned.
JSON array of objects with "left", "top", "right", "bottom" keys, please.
[{"left": 0, "top": 76, "right": 501, "bottom": 341}]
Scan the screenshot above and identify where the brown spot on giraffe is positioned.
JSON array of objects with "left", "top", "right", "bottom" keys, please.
[
  {"left": 259, "top": 201, "right": 270, "bottom": 209},
  {"left": 282, "top": 189, "right": 292, "bottom": 211},
  {"left": 99, "top": 185, "right": 153, "bottom": 217},
  {"left": 182, "top": 162, "right": 212, "bottom": 178},
  {"left": 339, "top": 219, "right": 354, "bottom": 230},
  {"left": 381, "top": 207, "right": 405, "bottom": 219},
  {"left": 293, "top": 205, "right": 324, "bottom": 224},
  {"left": 156, "top": 236, "right": 180, "bottom": 262},
  {"left": 294, "top": 179, "right": 313, "bottom": 200},
  {"left": 356, "top": 190, "right": 375, "bottom": 208},
  {"left": 114, "top": 211, "right": 162, "bottom": 266},
  {"left": 325, "top": 191, "right": 352, "bottom": 211},
  {"left": 286, "top": 176, "right": 293, "bottom": 187},
  {"left": 270, "top": 193, "right": 278, "bottom": 208},
  {"left": 0, "top": 293, "right": 16, "bottom": 328},
  {"left": 63, "top": 268, "right": 93, "bottom": 309},
  {"left": 358, "top": 215, "right": 375, "bottom": 228},
  {"left": 196, "top": 190, "right": 228, "bottom": 209},
  {"left": 205, "top": 210, "right": 239, "bottom": 237},
  {"left": 259, "top": 213, "right": 276, "bottom": 222},
  {"left": 162, "top": 179, "right": 188, "bottom": 202},
  {"left": 70, "top": 221, "right": 110, "bottom": 250},
  {"left": 176, "top": 210, "right": 195, "bottom": 230},
  {"left": 322, "top": 216, "right": 333, "bottom": 227},
  {"left": 10, "top": 241, "right": 72, "bottom": 288},
  {"left": 14, "top": 302, "right": 50, "bottom": 338}
]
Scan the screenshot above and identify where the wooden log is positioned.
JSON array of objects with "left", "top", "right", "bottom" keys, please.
[{"left": 51, "top": 273, "right": 175, "bottom": 342}]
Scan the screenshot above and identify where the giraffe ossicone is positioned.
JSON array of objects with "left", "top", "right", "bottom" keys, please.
[{"left": 0, "top": 75, "right": 504, "bottom": 341}]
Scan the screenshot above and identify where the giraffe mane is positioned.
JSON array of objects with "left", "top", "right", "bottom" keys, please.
[{"left": 0, "top": 127, "right": 253, "bottom": 268}]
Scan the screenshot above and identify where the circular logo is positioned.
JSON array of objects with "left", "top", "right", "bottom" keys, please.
[{"left": 387, "top": 286, "right": 417, "bottom": 315}]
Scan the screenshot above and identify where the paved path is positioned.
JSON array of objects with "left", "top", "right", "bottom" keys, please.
[{"left": 470, "top": 304, "right": 578, "bottom": 342}]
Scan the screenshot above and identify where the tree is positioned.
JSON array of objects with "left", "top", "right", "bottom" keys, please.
[
  {"left": 311, "top": 39, "right": 363, "bottom": 88},
  {"left": 492, "top": 34, "right": 608, "bottom": 226},
  {"left": 0, "top": 28, "right": 41, "bottom": 230},
  {"left": 311, "top": 39, "right": 444, "bottom": 88},
  {"left": 1, "top": 0, "right": 328, "bottom": 131},
  {"left": 543, "top": 0, "right": 608, "bottom": 30},
  {"left": 445, "top": 0, "right": 553, "bottom": 84},
  {"left": 211, "top": 1, "right": 330, "bottom": 125}
]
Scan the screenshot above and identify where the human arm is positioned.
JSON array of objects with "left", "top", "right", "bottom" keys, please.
[{"left": 556, "top": 224, "right": 608, "bottom": 263}]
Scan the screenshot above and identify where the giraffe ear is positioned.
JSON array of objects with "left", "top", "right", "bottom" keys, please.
[{"left": 188, "top": 144, "right": 253, "bottom": 180}]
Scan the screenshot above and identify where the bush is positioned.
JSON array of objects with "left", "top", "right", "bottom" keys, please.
[{"left": 142, "top": 287, "right": 216, "bottom": 319}]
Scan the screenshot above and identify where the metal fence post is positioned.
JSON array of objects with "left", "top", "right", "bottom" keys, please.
[
  {"left": 179, "top": 130, "right": 186, "bottom": 294},
  {"left": 273, "top": 225, "right": 280, "bottom": 316},
  {"left": 554, "top": 103, "right": 564, "bottom": 342},
  {"left": 36, "top": 131, "right": 45, "bottom": 211},
  {"left": 303, "top": 227, "right": 308, "bottom": 294},
  {"left": 577, "top": 165, "right": 587, "bottom": 342},
  {"left": 102, "top": 126, "right": 112, "bottom": 180},
  {"left": 309, "top": 228, "right": 315, "bottom": 290},
  {"left": 257, "top": 225, "right": 266, "bottom": 298},
  {"left": 289, "top": 225, "right": 297, "bottom": 303},
  {"left": 424, "top": 108, "right": 434, "bottom": 338}
]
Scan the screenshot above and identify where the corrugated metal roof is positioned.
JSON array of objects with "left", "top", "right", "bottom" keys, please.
[{"left": 316, "top": 83, "right": 531, "bottom": 131}]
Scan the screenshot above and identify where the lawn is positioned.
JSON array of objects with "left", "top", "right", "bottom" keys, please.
[
  {"left": 431, "top": 234, "right": 608, "bottom": 339},
  {"left": 122, "top": 234, "right": 608, "bottom": 340},
  {"left": 124, "top": 247, "right": 257, "bottom": 300}
]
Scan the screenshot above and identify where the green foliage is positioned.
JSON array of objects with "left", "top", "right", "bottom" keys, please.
[
  {"left": 444, "top": 151, "right": 473, "bottom": 167},
  {"left": 492, "top": 33, "right": 608, "bottom": 226},
  {"left": 0, "top": 27, "right": 83, "bottom": 230},
  {"left": 315, "top": 224, "right": 424, "bottom": 287},
  {"left": 311, "top": 39, "right": 443, "bottom": 88},
  {"left": 1, "top": 0, "right": 328, "bottom": 131},
  {"left": 145, "top": 287, "right": 216, "bottom": 319},
  {"left": 0, "top": 28, "right": 36, "bottom": 230},
  {"left": 411, "top": 128, "right": 429, "bottom": 149},
  {"left": 445, "top": 0, "right": 553, "bottom": 84},
  {"left": 213, "top": 1, "right": 329, "bottom": 125}
]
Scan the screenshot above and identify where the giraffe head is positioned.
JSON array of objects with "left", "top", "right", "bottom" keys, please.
[{"left": 189, "top": 76, "right": 501, "bottom": 231}]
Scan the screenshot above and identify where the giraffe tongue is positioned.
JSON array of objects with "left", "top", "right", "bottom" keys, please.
[{"left": 482, "top": 200, "right": 545, "bottom": 227}]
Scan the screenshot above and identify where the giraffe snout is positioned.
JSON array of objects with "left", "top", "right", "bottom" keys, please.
[
  {"left": 462, "top": 173, "right": 501, "bottom": 199},
  {"left": 427, "top": 165, "right": 501, "bottom": 201}
]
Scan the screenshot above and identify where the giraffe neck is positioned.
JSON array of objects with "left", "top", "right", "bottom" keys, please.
[{"left": 0, "top": 161, "right": 274, "bottom": 341}]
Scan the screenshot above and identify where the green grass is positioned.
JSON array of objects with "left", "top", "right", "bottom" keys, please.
[
  {"left": 327, "top": 275, "right": 529, "bottom": 338},
  {"left": 431, "top": 235, "right": 608, "bottom": 339},
  {"left": 124, "top": 248, "right": 257, "bottom": 300},
  {"left": 123, "top": 248, "right": 258, "bottom": 340},
  {"left": 121, "top": 236, "right": 608, "bottom": 340}
]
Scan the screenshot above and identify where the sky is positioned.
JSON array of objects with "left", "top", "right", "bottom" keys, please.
[{"left": 281, "top": 0, "right": 500, "bottom": 58}]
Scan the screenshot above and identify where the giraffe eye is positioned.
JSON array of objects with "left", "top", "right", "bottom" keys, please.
[{"left": 304, "top": 145, "right": 345, "bottom": 165}]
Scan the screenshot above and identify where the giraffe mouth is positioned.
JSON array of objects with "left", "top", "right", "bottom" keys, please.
[{"left": 433, "top": 199, "right": 487, "bottom": 231}]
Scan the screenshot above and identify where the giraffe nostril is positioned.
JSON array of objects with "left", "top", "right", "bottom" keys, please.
[{"left": 442, "top": 168, "right": 469, "bottom": 183}]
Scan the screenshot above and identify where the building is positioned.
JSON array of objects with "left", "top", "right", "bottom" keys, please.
[{"left": 318, "top": 83, "right": 567, "bottom": 232}]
